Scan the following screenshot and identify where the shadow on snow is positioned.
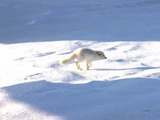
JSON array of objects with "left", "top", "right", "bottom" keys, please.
[
  {"left": 1, "top": 0, "right": 160, "bottom": 44},
  {"left": 2, "top": 78, "right": 160, "bottom": 120}
]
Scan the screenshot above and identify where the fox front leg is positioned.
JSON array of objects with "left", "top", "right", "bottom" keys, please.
[
  {"left": 86, "top": 61, "right": 92, "bottom": 70},
  {"left": 76, "top": 62, "right": 82, "bottom": 70}
]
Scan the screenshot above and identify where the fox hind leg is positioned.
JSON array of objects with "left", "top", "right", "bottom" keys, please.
[
  {"left": 76, "top": 62, "right": 82, "bottom": 70},
  {"left": 75, "top": 61, "right": 92, "bottom": 70}
]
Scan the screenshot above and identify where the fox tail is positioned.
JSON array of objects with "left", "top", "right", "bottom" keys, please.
[{"left": 60, "top": 53, "right": 76, "bottom": 65}]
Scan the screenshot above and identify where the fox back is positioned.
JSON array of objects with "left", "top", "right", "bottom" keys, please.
[{"left": 75, "top": 48, "right": 107, "bottom": 62}]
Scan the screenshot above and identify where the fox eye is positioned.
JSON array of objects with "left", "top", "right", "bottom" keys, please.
[
  {"left": 97, "top": 52, "right": 102, "bottom": 55},
  {"left": 98, "top": 53, "right": 102, "bottom": 56}
]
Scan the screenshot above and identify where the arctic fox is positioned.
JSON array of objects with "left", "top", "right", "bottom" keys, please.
[{"left": 60, "top": 48, "right": 107, "bottom": 70}]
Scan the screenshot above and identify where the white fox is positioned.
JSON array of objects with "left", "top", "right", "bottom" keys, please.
[{"left": 60, "top": 48, "right": 107, "bottom": 70}]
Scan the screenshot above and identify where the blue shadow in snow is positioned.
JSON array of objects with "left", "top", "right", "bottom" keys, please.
[
  {"left": 2, "top": 78, "right": 160, "bottom": 120},
  {"left": 95, "top": 66, "right": 160, "bottom": 71},
  {"left": 1, "top": 0, "right": 160, "bottom": 44}
]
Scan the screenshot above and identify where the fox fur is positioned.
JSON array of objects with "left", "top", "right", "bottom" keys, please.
[{"left": 60, "top": 48, "right": 107, "bottom": 70}]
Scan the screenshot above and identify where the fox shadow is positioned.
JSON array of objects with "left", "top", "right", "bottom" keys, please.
[
  {"left": 2, "top": 77, "right": 160, "bottom": 120},
  {"left": 95, "top": 66, "right": 160, "bottom": 71}
]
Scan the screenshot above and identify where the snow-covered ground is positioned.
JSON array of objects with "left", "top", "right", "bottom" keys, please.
[
  {"left": 1, "top": 0, "right": 160, "bottom": 120},
  {"left": 1, "top": 0, "right": 160, "bottom": 43},
  {"left": 1, "top": 41, "right": 160, "bottom": 120}
]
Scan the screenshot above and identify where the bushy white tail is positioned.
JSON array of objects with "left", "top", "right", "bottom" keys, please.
[{"left": 60, "top": 53, "right": 76, "bottom": 65}]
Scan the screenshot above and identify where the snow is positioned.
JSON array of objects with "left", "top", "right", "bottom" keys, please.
[
  {"left": 1, "top": 41, "right": 160, "bottom": 120},
  {"left": 1, "top": 0, "right": 160, "bottom": 120},
  {"left": 1, "top": 0, "right": 160, "bottom": 43}
]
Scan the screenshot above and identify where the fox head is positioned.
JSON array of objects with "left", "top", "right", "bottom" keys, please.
[{"left": 95, "top": 51, "right": 107, "bottom": 60}]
